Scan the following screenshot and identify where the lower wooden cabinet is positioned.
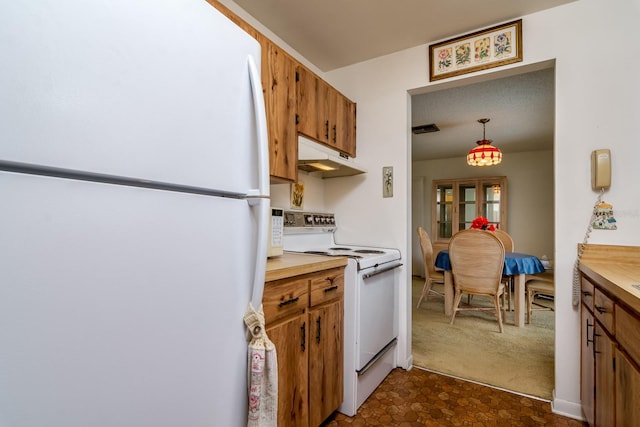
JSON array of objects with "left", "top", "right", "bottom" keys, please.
[
  {"left": 309, "top": 298, "right": 343, "bottom": 426},
  {"left": 615, "top": 347, "right": 640, "bottom": 426},
  {"left": 580, "top": 272, "right": 640, "bottom": 426},
  {"left": 267, "top": 313, "right": 308, "bottom": 426},
  {"left": 593, "top": 322, "right": 614, "bottom": 427},
  {"left": 264, "top": 267, "right": 344, "bottom": 427},
  {"left": 580, "top": 307, "right": 595, "bottom": 427}
]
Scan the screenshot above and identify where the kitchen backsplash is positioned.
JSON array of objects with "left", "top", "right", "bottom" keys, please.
[{"left": 270, "top": 172, "right": 326, "bottom": 212}]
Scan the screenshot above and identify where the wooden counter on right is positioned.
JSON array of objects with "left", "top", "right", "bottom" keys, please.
[{"left": 578, "top": 244, "right": 640, "bottom": 426}]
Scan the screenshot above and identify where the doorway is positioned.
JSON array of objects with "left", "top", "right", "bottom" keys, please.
[{"left": 409, "top": 63, "right": 556, "bottom": 399}]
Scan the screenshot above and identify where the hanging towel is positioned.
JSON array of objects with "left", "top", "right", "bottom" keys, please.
[{"left": 244, "top": 303, "right": 277, "bottom": 427}]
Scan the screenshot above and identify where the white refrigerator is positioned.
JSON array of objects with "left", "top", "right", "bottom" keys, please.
[{"left": 0, "top": 1, "right": 270, "bottom": 426}]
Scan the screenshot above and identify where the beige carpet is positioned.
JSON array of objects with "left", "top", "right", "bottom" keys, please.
[{"left": 411, "top": 277, "right": 555, "bottom": 400}]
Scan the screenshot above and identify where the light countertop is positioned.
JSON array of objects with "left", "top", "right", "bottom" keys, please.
[
  {"left": 266, "top": 252, "right": 348, "bottom": 282},
  {"left": 579, "top": 244, "right": 640, "bottom": 313}
]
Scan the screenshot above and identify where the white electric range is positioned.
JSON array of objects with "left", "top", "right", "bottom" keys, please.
[{"left": 282, "top": 211, "right": 402, "bottom": 416}]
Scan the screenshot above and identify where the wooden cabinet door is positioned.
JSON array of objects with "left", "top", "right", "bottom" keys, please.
[
  {"left": 333, "top": 92, "right": 356, "bottom": 157},
  {"left": 308, "top": 299, "right": 344, "bottom": 426},
  {"left": 258, "top": 35, "right": 298, "bottom": 182},
  {"left": 344, "top": 98, "right": 356, "bottom": 157},
  {"left": 295, "top": 65, "right": 315, "bottom": 139},
  {"left": 326, "top": 88, "right": 339, "bottom": 151},
  {"left": 615, "top": 347, "right": 640, "bottom": 426},
  {"left": 267, "top": 314, "right": 309, "bottom": 427},
  {"left": 297, "top": 66, "right": 329, "bottom": 144},
  {"left": 297, "top": 65, "right": 357, "bottom": 159},
  {"left": 594, "top": 322, "right": 615, "bottom": 427},
  {"left": 581, "top": 307, "right": 595, "bottom": 426}
]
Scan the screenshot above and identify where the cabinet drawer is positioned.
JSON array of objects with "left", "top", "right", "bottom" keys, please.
[
  {"left": 594, "top": 288, "right": 615, "bottom": 335},
  {"left": 581, "top": 276, "right": 595, "bottom": 312},
  {"left": 263, "top": 277, "right": 309, "bottom": 325},
  {"left": 310, "top": 268, "right": 344, "bottom": 307},
  {"left": 616, "top": 305, "right": 640, "bottom": 365}
]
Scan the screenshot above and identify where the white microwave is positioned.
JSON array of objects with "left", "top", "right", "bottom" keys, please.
[{"left": 267, "top": 207, "right": 284, "bottom": 257}]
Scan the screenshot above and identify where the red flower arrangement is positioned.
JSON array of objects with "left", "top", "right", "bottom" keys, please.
[{"left": 470, "top": 216, "right": 496, "bottom": 231}]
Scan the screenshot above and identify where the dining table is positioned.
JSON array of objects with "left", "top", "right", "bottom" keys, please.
[{"left": 435, "top": 250, "right": 545, "bottom": 327}]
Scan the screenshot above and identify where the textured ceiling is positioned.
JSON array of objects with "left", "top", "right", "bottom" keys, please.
[{"left": 411, "top": 67, "right": 555, "bottom": 161}]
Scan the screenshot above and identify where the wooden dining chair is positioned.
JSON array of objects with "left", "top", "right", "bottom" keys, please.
[
  {"left": 525, "top": 273, "right": 555, "bottom": 324},
  {"left": 493, "top": 229, "right": 514, "bottom": 311},
  {"left": 492, "top": 229, "right": 514, "bottom": 251},
  {"left": 449, "top": 229, "right": 506, "bottom": 333},
  {"left": 416, "top": 226, "right": 445, "bottom": 308}
]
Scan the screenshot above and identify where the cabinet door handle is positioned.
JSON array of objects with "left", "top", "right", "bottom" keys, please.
[
  {"left": 316, "top": 316, "right": 321, "bottom": 343},
  {"left": 586, "top": 318, "right": 594, "bottom": 348},
  {"left": 581, "top": 291, "right": 592, "bottom": 297},
  {"left": 324, "top": 120, "right": 329, "bottom": 139},
  {"left": 301, "top": 321, "right": 306, "bottom": 352},
  {"left": 279, "top": 296, "right": 299, "bottom": 307},
  {"left": 332, "top": 124, "right": 337, "bottom": 142},
  {"left": 594, "top": 305, "right": 607, "bottom": 314},
  {"left": 324, "top": 285, "right": 338, "bottom": 293},
  {"left": 593, "top": 331, "right": 602, "bottom": 355}
]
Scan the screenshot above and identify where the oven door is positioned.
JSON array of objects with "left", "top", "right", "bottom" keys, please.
[{"left": 356, "top": 262, "right": 402, "bottom": 371}]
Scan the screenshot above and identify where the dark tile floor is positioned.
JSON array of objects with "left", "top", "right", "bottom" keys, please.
[{"left": 323, "top": 368, "right": 587, "bottom": 426}]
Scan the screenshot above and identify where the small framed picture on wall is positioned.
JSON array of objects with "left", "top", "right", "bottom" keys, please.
[{"left": 290, "top": 182, "right": 304, "bottom": 210}]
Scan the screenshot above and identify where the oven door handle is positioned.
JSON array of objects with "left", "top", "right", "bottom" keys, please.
[
  {"left": 357, "top": 338, "right": 397, "bottom": 376},
  {"left": 362, "top": 262, "right": 403, "bottom": 279}
]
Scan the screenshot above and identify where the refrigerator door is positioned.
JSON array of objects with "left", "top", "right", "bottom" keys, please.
[
  {"left": 0, "top": 0, "right": 267, "bottom": 196},
  {"left": 0, "top": 172, "right": 261, "bottom": 427}
]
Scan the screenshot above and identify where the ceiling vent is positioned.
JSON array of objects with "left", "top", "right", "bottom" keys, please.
[{"left": 411, "top": 123, "right": 440, "bottom": 134}]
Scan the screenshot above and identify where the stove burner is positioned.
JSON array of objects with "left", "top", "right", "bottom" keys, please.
[
  {"left": 302, "top": 250, "right": 362, "bottom": 259},
  {"left": 304, "top": 250, "right": 330, "bottom": 255},
  {"left": 353, "top": 249, "right": 385, "bottom": 254},
  {"left": 329, "top": 247, "right": 352, "bottom": 251}
]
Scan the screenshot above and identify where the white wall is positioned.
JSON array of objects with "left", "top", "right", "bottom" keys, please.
[
  {"left": 413, "top": 150, "right": 554, "bottom": 273},
  {"left": 325, "top": 0, "right": 640, "bottom": 420},
  {"left": 270, "top": 172, "right": 326, "bottom": 212}
]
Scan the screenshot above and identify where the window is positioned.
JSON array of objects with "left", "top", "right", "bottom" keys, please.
[{"left": 432, "top": 176, "right": 507, "bottom": 243}]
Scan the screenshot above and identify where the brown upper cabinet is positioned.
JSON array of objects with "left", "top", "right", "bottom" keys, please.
[
  {"left": 206, "top": 0, "right": 357, "bottom": 181},
  {"left": 329, "top": 90, "right": 356, "bottom": 157},
  {"left": 257, "top": 34, "right": 298, "bottom": 183},
  {"left": 297, "top": 65, "right": 356, "bottom": 158}
]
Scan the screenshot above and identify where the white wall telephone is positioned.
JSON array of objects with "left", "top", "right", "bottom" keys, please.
[{"left": 573, "top": 149, "right": 613, "bottom": 307}]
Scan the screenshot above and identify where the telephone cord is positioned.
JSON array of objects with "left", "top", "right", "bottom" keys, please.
[{"left": 572, "top": 188, "right": 605, "bottom": 307}]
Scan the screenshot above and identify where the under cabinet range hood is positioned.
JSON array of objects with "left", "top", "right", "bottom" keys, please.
[{"left": 297, "top": 135, "right": 366, "bottom": 178}]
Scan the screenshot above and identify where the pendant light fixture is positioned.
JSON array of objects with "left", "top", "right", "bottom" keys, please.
[{"left": 467, "top": 118, "right": 502, "bottom": 166}]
